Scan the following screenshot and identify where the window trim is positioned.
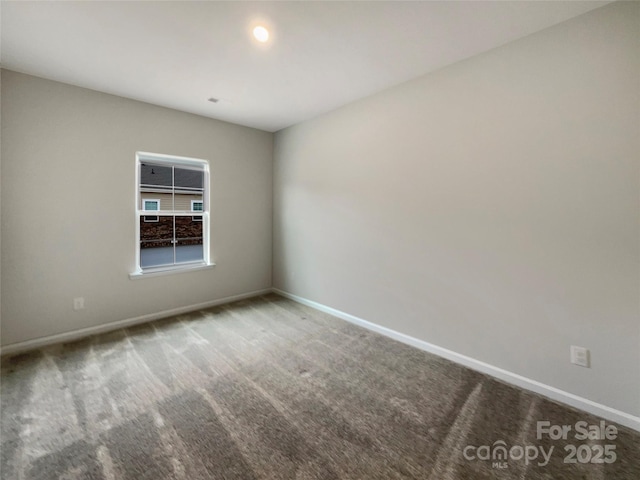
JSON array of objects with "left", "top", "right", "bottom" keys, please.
[{"left": 132, "top": 152, "right": 214, "bottom": 278}]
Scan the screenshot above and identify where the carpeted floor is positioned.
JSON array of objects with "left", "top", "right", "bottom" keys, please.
[{"left": 1, "top": 293, "right": 638, "bottom": 479}]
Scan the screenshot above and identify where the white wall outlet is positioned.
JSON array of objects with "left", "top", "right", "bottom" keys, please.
[
  {"left": 570, "top": 345, "right": 590, "bottom": 368},
  {"left": 73, "top": 297, "right": 85, "bottom": 311}
]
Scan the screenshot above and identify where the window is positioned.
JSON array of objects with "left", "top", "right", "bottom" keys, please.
[
  {"left": 144, "top": 199, "right": 160, "bottom": 210},
  {"left": 192, "top": 200, "right": 203, "bottom": 221},
  {"left": 143, "top": 199, "right": 160, "bottom": 222},
  {"left": 132, "top": 152, "right": 212, "bottom": 276}
]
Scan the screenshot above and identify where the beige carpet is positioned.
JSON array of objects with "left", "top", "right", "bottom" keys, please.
[{"left": 1, "top": 294, "right": 638, "bottom": 479}]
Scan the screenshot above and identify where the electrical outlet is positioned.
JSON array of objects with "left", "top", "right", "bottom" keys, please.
[
  {"left": 570, "top": 345, "right": 590, "bottom": 368},
  {"left": 73, "top": 297, "right": 85, "bottom": 311}
]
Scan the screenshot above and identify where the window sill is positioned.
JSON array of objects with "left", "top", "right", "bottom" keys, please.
[{"left": 129, "top": 262, "right": 215, "bottom": 280}]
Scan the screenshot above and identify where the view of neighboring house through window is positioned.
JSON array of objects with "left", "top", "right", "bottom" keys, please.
[{"left": 135, "top": 152, "right": 210, "bottom": 273}]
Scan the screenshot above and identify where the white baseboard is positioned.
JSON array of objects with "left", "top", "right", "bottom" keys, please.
[
  {"left": 4, "top": 286, "right": 638, "bottom": 432},
  {"left": 0, "top": 288, "right": 272, "bottom": 356},
  {"left": 273, "top": 288, "right": 640, "bottom": 432}
]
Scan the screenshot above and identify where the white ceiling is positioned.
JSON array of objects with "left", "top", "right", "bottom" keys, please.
[{"left": 1, "top": 1, "right": 610, "bottom": 132}]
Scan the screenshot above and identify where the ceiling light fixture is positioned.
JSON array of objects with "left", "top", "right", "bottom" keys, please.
[{"left": 253, "top": 25, "right": 269, "bottom": 43}]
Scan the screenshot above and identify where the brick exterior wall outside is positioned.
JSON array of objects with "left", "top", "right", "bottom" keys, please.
[{"left": 140, "top": 216, "right": 203, "bottom": 249}]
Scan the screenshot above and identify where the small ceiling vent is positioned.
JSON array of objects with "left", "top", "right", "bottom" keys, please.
[{"left": 208, "top": 97, "right": 219, "bottom": 103}]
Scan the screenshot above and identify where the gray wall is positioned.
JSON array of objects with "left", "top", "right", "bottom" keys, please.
[
  {"left": 273, "top": 2, "right": 639, "bottom": 416},
  {"left": 1, "top": 70, "right": 273, "bottom": 346}
]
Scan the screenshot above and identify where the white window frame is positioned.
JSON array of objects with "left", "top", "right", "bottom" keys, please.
[{"left": 131, "top": 152, "right": 214, "bottom": 279}]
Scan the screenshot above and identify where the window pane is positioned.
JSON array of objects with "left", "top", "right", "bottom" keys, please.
[
  {"left": 172, "top": 192, "right": 201, "bottom": 211},
  {"left": 143, "top": 199, "right": 159, "bottom": 211},
  {"left": 175, "top": 216, "right": 203, "bottom": 264},
  {"left": 140, "top": 163, "right": 172, "bottom": 189},
  {"left": 140, "top": 216, "right": 174, "bottom": 268},
  {"left": 174, "top": 168, "right": 204, "bottom": 191}
]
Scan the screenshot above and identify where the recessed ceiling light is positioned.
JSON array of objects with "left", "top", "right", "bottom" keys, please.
[{"left": 253, "top": 25, "right": 269, "bottom": 43}]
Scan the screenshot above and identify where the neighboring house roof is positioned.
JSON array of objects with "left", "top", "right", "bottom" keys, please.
[{"left": 140, "top": 163, "right": 203, "bottom": 191}]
